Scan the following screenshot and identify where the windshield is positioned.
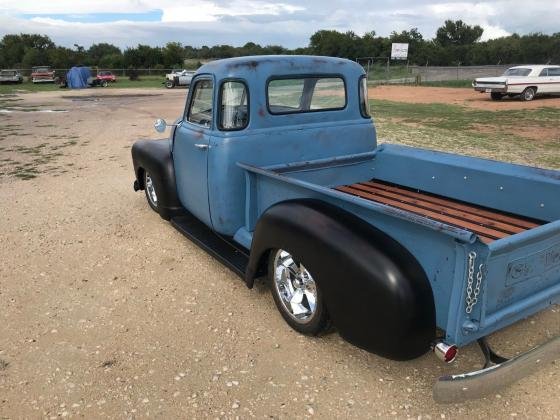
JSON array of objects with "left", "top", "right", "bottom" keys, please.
[
  {"left": 0, "top": 70, "right": 16, "bottom": 76},
  {"left": 503, "top": 68, "right": 531, "bottom": 77},
  {"left": 33, "top": 67, "right": 51, "bottom": 73}
]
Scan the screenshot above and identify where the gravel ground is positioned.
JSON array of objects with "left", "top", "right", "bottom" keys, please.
[{"left": 0, "top": 88, "right": 558, "bottom": 419}]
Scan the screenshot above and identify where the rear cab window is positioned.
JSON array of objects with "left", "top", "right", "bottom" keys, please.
[{"left": 267, "top": 76, "right": 346, "bottom": 114}]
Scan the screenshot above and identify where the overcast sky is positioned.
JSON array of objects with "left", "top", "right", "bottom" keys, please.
[{"left": 0, "top": 1, "right": 558, "bottom": 49}]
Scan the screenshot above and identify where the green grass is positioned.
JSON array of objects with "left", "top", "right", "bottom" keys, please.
[
  {"left": 371, "top": 99, "right": 560, "bottom": 169},
  {"left": 0, "top": 75, "right": 166, "bottom": 94}
]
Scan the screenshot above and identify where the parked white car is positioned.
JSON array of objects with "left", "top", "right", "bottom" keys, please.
[
  {"left": 164, "top": 69, "right": 195, "bottom": 89},
  {"left": 473, "top": 65, "right": 560, "bottom": 101},
  {"left": 0, "top": 69, "right": 23, "bottom": 84}
]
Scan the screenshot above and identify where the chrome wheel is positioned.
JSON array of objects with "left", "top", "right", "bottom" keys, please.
[
  {"left": 145, "top": 172, "right": 158, "bottom": 208},
  {"left": 522, "top": 87, "right": 536, "bottom": 101},
  {"left": 273, "top": 249, "right": 318, "bottom": 324}
]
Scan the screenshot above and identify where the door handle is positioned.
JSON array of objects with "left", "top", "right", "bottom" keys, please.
[{"left": 194, "top": 144, "right": 209, "bottom": 150}]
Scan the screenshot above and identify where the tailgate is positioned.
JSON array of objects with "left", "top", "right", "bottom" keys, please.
[{"left": 480, "top": 220, "right": 560, "bottom": 333}]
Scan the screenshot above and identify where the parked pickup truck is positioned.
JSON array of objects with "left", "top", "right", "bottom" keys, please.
[
  {"left": 132, "top": 56, "right": 560, "bottom": 402},
  {"left": 473, "top": 65, "right": 560, "bottom": 101},
  {"left": 31, "top": 66, "right": 56, "bottom": 83}
]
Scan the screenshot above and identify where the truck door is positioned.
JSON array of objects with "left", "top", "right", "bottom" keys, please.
[{"left": 173, "top": 77, "right": 214, "bottom": 227}]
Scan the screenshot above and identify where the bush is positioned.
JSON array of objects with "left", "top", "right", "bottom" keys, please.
[{"left": 127, "top": 67, "right": 139, "bottom": 81}]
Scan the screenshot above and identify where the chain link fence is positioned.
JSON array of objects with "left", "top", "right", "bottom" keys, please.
[
  {"left": 356, "top": 59, "right": 514, "bottom": 85},
  {"left": 11, "top": 68, "right": 179, "bottom": 78},
  {"left": 409, "top": 65, "right": 511, "bottom": 83}
]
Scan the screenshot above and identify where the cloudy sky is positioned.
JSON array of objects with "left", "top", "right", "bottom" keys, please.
[{"left": 0, "top": 1, "right": 557, "bottom": 49}]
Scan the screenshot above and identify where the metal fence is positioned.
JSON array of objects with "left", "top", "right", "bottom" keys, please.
[
  {"left": 409, "top": 65, "right": 511, "bottom": 82},
  {"left": 11, "top": 68, "right": 178, "bottom": 77}
]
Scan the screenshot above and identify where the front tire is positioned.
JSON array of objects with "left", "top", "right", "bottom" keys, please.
[
  {"left": 490, "top": 92, "right": 503, "bottom": 100},
  {"left": 521, "top": 87, "right": 536, "bottom": 101},
  {"left": 144, "top": 171, "right": 159, "bottom": 213},
  {"left": 268, "top": 249, "right": 329, "bottom": 335},
  {"left": 165, "top": 80, "right": 175, "bottom": 89},
  {"left": 101, "top": 80, "right": 109, "bottom": 88}
]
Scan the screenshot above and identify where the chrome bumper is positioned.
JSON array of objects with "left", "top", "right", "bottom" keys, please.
[
  {"left": 473, "top": 86, "right": 507, "bottom": 93},
  {"left": 433, "top": 336, "right": 560, "bottom": 403}
]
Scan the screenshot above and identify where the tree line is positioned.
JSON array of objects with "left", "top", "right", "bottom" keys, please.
[{"left": 1, "top": 20, "right": 559, "bottom": 70}]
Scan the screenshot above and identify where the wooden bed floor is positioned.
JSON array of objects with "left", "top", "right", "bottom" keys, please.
[{"left": 335, "top": 180, "right": 544, "bottom": 244}]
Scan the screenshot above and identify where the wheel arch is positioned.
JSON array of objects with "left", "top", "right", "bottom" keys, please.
[{"left": 245, "top": 199, "right": 436, "bottom": 360}]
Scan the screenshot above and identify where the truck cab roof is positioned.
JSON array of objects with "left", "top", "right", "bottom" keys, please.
[
  {"left": 194, "top": 55, "right": 369, "bottom": 130},
  {"left": 197, "top": 55, "right": 365, "bottom": 80}
]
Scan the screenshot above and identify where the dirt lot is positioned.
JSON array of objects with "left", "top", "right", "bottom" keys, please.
[
  {"left": 0, "top": 88, "right": 559, "bottom": 419},
  {"left": 369, "top": 85, "right": 560, "bottom": 110}
]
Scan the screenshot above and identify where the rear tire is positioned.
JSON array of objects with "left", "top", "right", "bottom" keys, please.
[
  {"left": 101, "top": 80, "right": 109, "bottom": 88},
  {"left": 521, "top": 87, "right": 536, "bottom": 101},
  {"left": 268, "top": 248, "right": 330, "bottom": 335},
  {"left": 490, "top": 92, "right": 503, "bottom": 100},
  {"left": 144, "top": 171, "right": 159, "bottom": 213}
]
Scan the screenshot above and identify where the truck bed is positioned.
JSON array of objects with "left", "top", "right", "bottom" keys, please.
[{"left": 336, "top": 180, "right": 544, "bottom": 244}]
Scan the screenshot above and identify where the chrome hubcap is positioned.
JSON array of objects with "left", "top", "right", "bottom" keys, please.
[
  {"left": 273, "top": 249, "right": 317, "bottom": 324},
  {"left": 145, "top": 173, "right": 158, "bottom": 207}
]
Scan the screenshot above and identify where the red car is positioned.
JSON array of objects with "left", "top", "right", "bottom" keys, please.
[{"left": 96, "top": 71, "right": 117, "bottom": 85}]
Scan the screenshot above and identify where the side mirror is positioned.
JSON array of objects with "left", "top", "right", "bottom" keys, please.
[{"left": 154, "top": 118, "right": 167, "bottom": 133}]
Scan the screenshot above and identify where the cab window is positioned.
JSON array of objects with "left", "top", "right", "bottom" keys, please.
[
  {"left": 267, "top": 76, "right": 346, "bottom": 114},
  {"left": 187, "top": 79, "right": 213, "bottom": 127},
  {"left": 219, "top": 81, "right": 249, "bottom": 130}
]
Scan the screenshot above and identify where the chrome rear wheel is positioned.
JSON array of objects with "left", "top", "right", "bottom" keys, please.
[{"left": 269, "top": 249, "right": 329, "bottom": 334}]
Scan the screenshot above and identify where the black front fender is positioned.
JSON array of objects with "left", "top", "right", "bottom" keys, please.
[
  {"left": 246, "top": 199, "right": 436, "bottom": 360},
  {"left": 131, "top": 139, "right": 184, "bottom": 220}
]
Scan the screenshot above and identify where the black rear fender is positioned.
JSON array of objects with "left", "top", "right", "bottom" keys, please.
[{"left": 245, "top": 199, "right": 436, "bottom": 360}]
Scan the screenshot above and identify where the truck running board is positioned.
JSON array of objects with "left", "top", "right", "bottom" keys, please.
[{"left": 171, "top": 214, "right": 249, "bottom": 278}]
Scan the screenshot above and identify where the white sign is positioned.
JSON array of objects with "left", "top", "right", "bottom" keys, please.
[{"left": 391, "top": 43, "right": 409, "bottom": 60}]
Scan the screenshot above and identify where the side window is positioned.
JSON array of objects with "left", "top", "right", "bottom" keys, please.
[
  {"left": 547, "top": 68, "right": 560, "bottom": 76},
  {"left": 539, "top": 69, "right": 548, "bottom": 77},
  {"left": 219, "top": 81, "right": 249, "bottom": 130},
  {"left": 187, "top": 79, "right": 213, "bottom": 127}
]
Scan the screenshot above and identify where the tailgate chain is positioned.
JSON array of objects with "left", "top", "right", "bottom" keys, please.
[{"left": 466, "top": 251, "right": 485, "bottom": 314}]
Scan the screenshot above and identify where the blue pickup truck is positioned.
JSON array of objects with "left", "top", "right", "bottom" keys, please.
[{"left": 132, "top": 55, "right": 560, "bottom": 402}]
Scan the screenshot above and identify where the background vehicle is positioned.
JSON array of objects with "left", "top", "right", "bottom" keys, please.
[
  {"left": 31, "top": 66, "right": 56, "bottom": 83},
  {"left": 96, "top": 70, "right": 117, "bottom": 85},
  {"left": 164, "top": 69, "right": 195, "bottom": 88},
  {"left": 132, "top": 56, "right": 560, "bottom": 401},
  {"left": 473, "top": 65, "right": 560, "bottom": 101},
  {"left": 0, "top": 69, "right": 23, "bottom": 84}
]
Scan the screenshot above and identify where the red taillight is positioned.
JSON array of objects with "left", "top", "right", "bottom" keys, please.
[{"left": 433, "top": 342, "right": 458, "bottom": 363}]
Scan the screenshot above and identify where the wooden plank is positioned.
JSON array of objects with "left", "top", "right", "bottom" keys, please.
[
  {"left": 362, "top": 180, "right": 540, "bottom": 230},
  {"left": 349, "top": 183, "right": 525, "bottom": 235},
  {"left": 336, "top": 185, "right": 508, "bottom": 241}
]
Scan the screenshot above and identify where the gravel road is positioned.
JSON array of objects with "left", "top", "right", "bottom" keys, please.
[{"left": 0, "top": 89, "right": 558, "bottom": 419}]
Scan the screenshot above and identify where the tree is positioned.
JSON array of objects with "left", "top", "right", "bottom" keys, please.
[
  {"left": 87, "top": 43, "right": 122, "bottom": 65},
  {"left": 123, "top": 44, "right": 163, "bottom": 68},
  {"left": 436, "top": 20, "right": 484, "bottom": 46},
  {"left": 162, "top": 42, "right": 184, "bottom": 67},
  {"left": 0, "top": 33, "right": 55, "bottom": 67}
]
